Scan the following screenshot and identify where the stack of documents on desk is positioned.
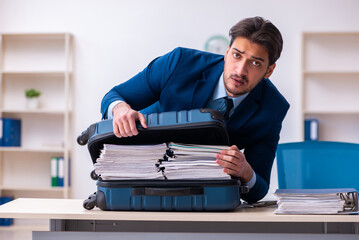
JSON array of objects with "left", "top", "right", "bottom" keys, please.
[
  {"left": 274, "top": 188, "right": 359, "bottom": 215},
  {"left": 94, "top": 142, "right": 231, "bottom": 180}
]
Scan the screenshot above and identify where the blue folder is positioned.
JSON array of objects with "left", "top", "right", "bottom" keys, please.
[
  {"left": 0, "top": 197, "right": 14, "bottom": 226},
  {"left": 0, "top": 118, "right": 21, "bottom": 147},
  {"left": 304, "top": 118, "right": 318, "bottom": 141}
]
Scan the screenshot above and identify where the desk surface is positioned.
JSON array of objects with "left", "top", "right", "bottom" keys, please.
[{"left": 0, "top": 198, "right": 358, "bottom": 223}]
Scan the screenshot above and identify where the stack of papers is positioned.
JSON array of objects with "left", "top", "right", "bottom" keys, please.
[
  {"left": 94, "top": 144, "right": 167, "bottom": 180},
  {"left": 274, "top": 189, "right": 358, "bottom": 215},
  {"left": 164, "top": 143, "right": 230, "bottom": 180},
  {"left": 94, "top": 142, "right": 231, "bottom": 180}
]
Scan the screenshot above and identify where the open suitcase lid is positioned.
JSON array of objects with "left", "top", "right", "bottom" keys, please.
[{"left": 78, "top": 108, "right": 230, "bottom": 164}]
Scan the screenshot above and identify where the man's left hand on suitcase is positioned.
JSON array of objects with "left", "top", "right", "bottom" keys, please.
[
  {"left": 112, "top": 102, "right": 147, "bottom": 138},
  {"left": 216, "top": 145, "right": 254, "bottom": 183}
]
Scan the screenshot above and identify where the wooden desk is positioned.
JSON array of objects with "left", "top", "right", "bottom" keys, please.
[{"left": 0, "top": 198, "right": 358, "bottom": 239}]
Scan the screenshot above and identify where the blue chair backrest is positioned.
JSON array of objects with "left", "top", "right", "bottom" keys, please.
[{"left": 276, "top": 141, "right": 359, "bottom": 190}]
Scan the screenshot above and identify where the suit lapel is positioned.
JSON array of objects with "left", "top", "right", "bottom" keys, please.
[
  {"left": 227, "top": 80, "right": 263, "bottom": 130},
  {"left": 190, "top": 61, "right": 224, "bottom": 109}
]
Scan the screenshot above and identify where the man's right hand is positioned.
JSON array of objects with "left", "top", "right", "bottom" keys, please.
[{"left": 112, "top": 102, "right": 147, "bottom": 138}]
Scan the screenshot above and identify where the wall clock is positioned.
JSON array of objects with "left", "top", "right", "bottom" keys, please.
[{"left": 204, "top": 35, "right": 229, "bottom": 55}]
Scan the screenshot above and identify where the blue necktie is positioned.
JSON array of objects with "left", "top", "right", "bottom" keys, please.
[{"left": 206, "top": 97, "right": 234, "bottom": 120}]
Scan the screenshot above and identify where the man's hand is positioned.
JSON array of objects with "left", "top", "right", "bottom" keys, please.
[
  {"left": 112, "top": 102, "right": 147, "bottom": 138},
  {"left": 216, "top": 145, "right": 254, "bottom": 183}
]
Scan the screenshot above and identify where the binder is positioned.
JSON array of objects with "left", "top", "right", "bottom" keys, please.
[
  {"left": 0, "top": 118, "right": 21, "bottom": 147},
  {"left": 274, "top": 188, "right": 358, "bottom": 215},
  {"left": 57, "top": 157, "right": 64, "bottom": 187},
  {"left": 51, "top": 157, "right": 58, "bottom": 187},
  {"left": 304, "top": 118, "right": 318, "bottom": 141},
  {"left": 0, "top": 197, "right": 14, "bottom": 226},
  {"left": 50, "top": 156, "right": 65, "bottom": 187}
]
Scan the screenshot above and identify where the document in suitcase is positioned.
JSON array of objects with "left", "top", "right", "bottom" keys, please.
[{"left": 79, "top": 108, "right": 245, "bottom": 211}]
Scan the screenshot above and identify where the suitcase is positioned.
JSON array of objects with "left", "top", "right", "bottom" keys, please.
[{"left": 79, "top": 108, "right": 246, "bottom": 211}]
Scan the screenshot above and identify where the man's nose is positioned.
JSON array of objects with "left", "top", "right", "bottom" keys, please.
[{"left": 234, "top": 60, "right": 248, "bottom": 75}]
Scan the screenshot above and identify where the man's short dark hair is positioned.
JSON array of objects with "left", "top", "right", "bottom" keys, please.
[{"left": 229, "top": 16, "right": 283, "bottom": 66}]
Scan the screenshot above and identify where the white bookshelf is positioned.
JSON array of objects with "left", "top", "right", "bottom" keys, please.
[
  {"left": 301, "top": 32, "right": 359, "bottom": 143},
  {"left": 0, "top": 33, "right": 73, "bottom": 200}
]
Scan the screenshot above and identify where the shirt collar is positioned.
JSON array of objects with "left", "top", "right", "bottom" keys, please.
[{"left": 212, "top": 73, "right": 249, "bottom": 110}]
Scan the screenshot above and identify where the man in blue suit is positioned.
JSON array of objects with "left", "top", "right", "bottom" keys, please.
[{"left": 101, "top": 16, "right": 289, "bottom": 203}]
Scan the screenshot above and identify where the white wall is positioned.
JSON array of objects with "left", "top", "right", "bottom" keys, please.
[{"left": 1, "top": 0, "right": 358, "bottom": 200}]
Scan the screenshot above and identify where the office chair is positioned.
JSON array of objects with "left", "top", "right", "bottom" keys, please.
[{"left": 276, "top": 141, "right": 359, "bottom": 190}]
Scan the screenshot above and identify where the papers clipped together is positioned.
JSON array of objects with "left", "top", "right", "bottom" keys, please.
[
  {"left": 274, "top": 188, "right": 359, "bottom": 215},
  {"left": 94, "top": 142, "right": 231, "bottom": 180}
]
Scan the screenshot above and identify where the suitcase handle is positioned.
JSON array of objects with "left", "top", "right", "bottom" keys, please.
[{"left": 132, "top": 187, "right": 204, "bottom": 196}]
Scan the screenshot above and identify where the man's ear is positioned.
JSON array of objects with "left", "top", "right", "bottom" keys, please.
[{"left": 264, "top": 63, "right": 276, "bottom": 78}]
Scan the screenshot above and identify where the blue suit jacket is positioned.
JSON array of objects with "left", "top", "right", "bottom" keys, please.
[{"left": 101, "top": 47, "right": 289, "bottom": 203}]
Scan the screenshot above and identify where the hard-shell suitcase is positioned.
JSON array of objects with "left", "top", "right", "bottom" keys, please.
[{"left": 79, "top": 108, "right": 245, "bottom": 211}]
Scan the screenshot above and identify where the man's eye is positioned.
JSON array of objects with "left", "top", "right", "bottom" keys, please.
[
  {"left": 233, "top": 53, "right": 240, "bottom": 58},
  {"left": 252, "top": 61, "right": 260, "bottom": 67}
]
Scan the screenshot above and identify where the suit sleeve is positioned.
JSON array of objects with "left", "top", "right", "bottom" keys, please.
[
  {"left": 100, "top": 48, "right": 183, "bottom": 119},
  {"left": 240, "top": 106, "right": 289, "bottom": 203}
]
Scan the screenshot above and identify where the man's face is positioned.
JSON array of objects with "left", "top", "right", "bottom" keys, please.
[{"left": 223, "top": 36, "right": 276, "bottom": 97}]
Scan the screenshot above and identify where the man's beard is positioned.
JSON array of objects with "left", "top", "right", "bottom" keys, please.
[{"left": 224, "top": 74, "right": 249, "bottom": 96}]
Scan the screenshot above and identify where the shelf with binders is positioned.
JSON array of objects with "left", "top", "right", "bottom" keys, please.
[
  {"left": 0, "top": 115, "right": 70, "bottom": 198},
  {"left": 302, "top": 74, "right": 359, "bottom": 143},
  {"left": 304, "top": 114, "right": 359, "bottom": 143},
  {"left": 0, "top": 33, "right": 73, "bottom": 200},
  {"left": 0, "top": 113, "right": 66, "bottom": 149},
  {"left": 301, "top": 32, "right": 359, "bottom": 142},
  {"left": 0, "top": 151, "right": 70, "bottom": 198}
]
